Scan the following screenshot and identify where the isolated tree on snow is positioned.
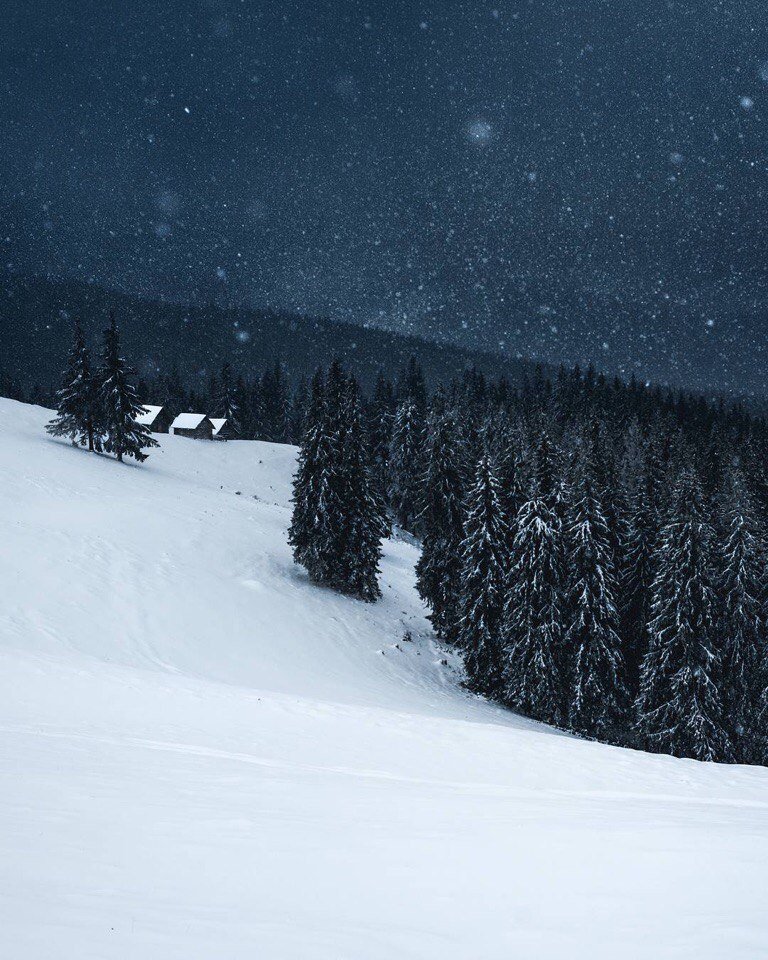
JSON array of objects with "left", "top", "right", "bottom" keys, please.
[
  {"left": 564, "top": 466, "right": 627, "bottom": 739},
  {"left": 46, "top": 319, "right": 100, "bottom": 451},
  {"left": 636, "top": 470, "right": 730, "bottom": 762},
  {"left": 456, "top": 455, "right": 510, "bottom": 694},
  {"left": 98, "top": 313, "right": 158, "bottom": 463},
  {"left": 500, "top": 491, "right": 565, "bottom": 725}
]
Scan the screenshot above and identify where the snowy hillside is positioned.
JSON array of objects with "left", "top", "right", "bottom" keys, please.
[{"left": 1, "top": 397, "right": 767, "bottom": 960}]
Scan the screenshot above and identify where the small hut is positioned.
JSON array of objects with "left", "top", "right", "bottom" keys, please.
[
  {"left": 210, "top": 417, "right": 240, "bottom": 441},
  {"left": 170, "top": 413, "right": 215, "bottom": 440},
  {"left": 136, "top": 404, "right": 173, "bottom": 434}
]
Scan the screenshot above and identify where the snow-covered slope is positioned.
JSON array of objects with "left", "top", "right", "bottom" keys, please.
[{"left": 0, "top": 398, "right": 766, "bottom": 960}]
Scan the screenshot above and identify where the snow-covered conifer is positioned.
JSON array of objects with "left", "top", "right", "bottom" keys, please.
[
  {"left": 500, "top": 492, "right": 564, "bottom": 725},
  {"left": 415, "top": 406, "right": 466, "bottom": 640},
  {"left": 46, "top": 319, "right": 101, "bottom": 451},
  {"left": 716, "top": 465, "right": 765, "bottom": 761},
  {"left": 564, "top": 466, "right": 627, "bottom": 739},
  {"left": 388, "top": 399, "right": 424, "bottom": 533},
  {"left": 97, "top": 314, "right": 158, "bottom": 463},
  {"left": 636, "top": 470, "right": 731, "bottom": 762},
  {"left": 289, "top": 363, "right": 385, "bottom": 602},
  {"left": 456, "top": 455, "right": 510, "bottom": 694}
]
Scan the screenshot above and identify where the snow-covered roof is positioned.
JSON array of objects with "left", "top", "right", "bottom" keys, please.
[
  {"left": 171, "top": 413, "right": 210, "bottom": 431},
  {"left": 209, "top": 418, "right": 227, "bottom": 436},
  {"left": 136, "top": 404, "right": 164, "bottom": 426}
]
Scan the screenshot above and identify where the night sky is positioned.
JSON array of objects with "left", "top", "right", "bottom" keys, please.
[{"left": 3, "top": 1, "right": 768, "bottom": 392}]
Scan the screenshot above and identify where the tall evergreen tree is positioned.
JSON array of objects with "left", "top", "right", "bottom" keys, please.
[
  {"left": 564, "top": 467, "right": 627, "bottom": 739},
  {"left": 367, "top": 372, "right": 395, "bottom": 497},
  {"left": 46, "top": 319, "right": 100, "bottom": 451},
  {"left": 289, "top": 363, "right": 384, "bottom": 601},
  {"left": 98, "top": 314, "right": 158, "bottom": 463},
  {"left": 636, "top": 470, "right": 731, "bottom": 762},
  {"left": 500, "top": 492, "right": 564, "bottom": 725},
  {"left": 415, "top": 406, "right": 466, "bottom": 640},
  {"left": 388, "top": 399, "right": 424, "bottom": 533},
  {"left": 330, "top": 373, "right": 386, "bottom": 601},
  {"left": 716, "top": 465, "right": 765, "bottom": 761},
  {"left": 456, "top": 455, "right": 510, "bottom": 694},
  {"left": 289, "top": 369, "right": 331, "bottom": 576}
]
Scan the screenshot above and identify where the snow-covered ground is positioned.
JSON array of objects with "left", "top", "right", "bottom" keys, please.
[{"left": 0, "top": 397, "right": 766, "bottom": 960}]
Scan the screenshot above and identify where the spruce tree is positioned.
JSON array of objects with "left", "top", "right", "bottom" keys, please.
[
  {"left": 288, "top": 369, "right": 331, "bottom": 576},
  {"left": 367, "top": 372, "right": 395, "bottom": 498},
  {"left": 636, "top": 470, "right": 731, "bottom": 762},
  {"left": 457, "top": 455, "right": 510, "bottom": 694},
  {"left": 289, "top": 363, "right": 384, "bottom": 602},
  {"left": 716, "top": 466, "right": 765, "bottom": 761},
  {"left": 617, "top": 425, "right": 661, "bottom": 690},
  {"left": 564, "top": 467, "right": 627, "bottom": 739},
  {"left": 415, "top": 406, "right": 466, "bottom": 640},
  {"left": 388, "top": 399, "right": 424, "bottom": 533},
  {"left": 98, "top": 313, "right": 158, "bottom": 463},
  {"left": 500, "top": 492, "right": 564, "bottom": 725},
  {"left": 46, "top": 319, "right": 101, "bottom": 451},
  {"left": 331, "top": 373, "right": 386, "bottom": 601}
]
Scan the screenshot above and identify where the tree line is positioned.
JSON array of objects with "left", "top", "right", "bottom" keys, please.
[
  {"left": 139, "top": 359, "right": 306, "bottom": 444},
  {"left": 291, "top": 359, "right": 768, "bottom": 766}
]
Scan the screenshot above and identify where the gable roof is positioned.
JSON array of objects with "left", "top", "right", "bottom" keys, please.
[
  {"left": 171, "top": 412, "right": 210, "bottom": 431},
  {"left": 209, "top": 418, "right": 227, "bottom": 436},
  {"left": 136, "top": 404, "right": 164, "bottom": 426}
]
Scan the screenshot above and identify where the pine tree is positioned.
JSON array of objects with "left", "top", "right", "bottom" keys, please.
[
  {"left": 97, "top": 313, "right": 158, "bottom": 463},
  {"left": 564, "top": 467, "right": 627, "bottom": 739},
  {"left": 330, "top": 373, "right": 386, "bottom": 601},
  {"left": 456, "top": 455, "right": 510, "bottom": 694},
  {"left": 46, "top": 319, "right": 101, "bottom": 451},
  {"left": 636, "top": 470, "right": 731, "bottom": 762},
  {"left": 617, "top": 424, "right": 661, "bottom": 690},
  {"left": 289, "top": 363, "right": 385, "bottom": 602},
  {"left": 288, "top": 369, "right": 330, "bottom": 575},
  {"left": 716, "top": 466, "right": 765, "bottom": 761},
  {"left": 500, "top": 492, "right": 564, "bottom": 725},
  {"left": 367, "top": 372, "right": 395, "bottom": 498},
  {"left": 388, "top": 399, "right": 424, "bottom": 533},
  {"left": 415, "top": 406, "right": 466, "bottom": 640}
]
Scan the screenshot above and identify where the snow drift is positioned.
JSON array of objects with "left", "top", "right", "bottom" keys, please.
[{"left": 0, "top": 398, "right": 766, "bottom": 959}]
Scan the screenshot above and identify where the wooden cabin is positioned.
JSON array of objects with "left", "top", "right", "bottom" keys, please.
[
  {"left": 210, "top": 417, "right": 240, "bottom": 441},
  {"left": 136, "top": 404, "right": 173, "bottom": 434},
  {"left": 170, "top": 412, "right": 215, "bottom": 440}
]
